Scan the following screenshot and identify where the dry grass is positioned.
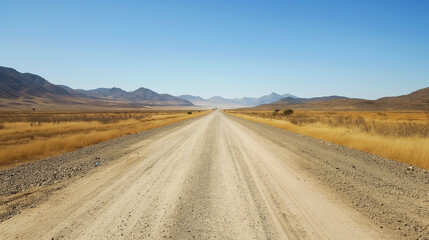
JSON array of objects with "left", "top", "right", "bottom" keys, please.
[
  {"left": 0, "top": 111, "right": 208, "bottom": 169},
  {"left": 226, "top": 110, "right": 429, "bottom": 170}
]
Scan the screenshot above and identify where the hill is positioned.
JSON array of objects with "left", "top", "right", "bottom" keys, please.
[
  {"left": 0, "top": 67, "right": 71, "bottom": 99},
  {"left": 252, "top": 89, "right": 429, "bottom": 111}
]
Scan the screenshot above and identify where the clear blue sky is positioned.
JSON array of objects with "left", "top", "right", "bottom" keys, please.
[{"left": 1, "top": 0, "right": 428, "bottom": 99}]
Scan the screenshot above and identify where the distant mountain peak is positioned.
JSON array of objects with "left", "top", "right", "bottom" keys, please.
[
  {"left": 208, "top": 96, "right": 225, "bottom": 100},
  {"left": 110, "top": 87, "right": 123, "bottom": 91},
  {"left": 134, "top": 87, "right": 151, "bottom": 91}
]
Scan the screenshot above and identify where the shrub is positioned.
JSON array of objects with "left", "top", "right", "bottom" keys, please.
[
  {"left": 187, "top": 111, "right": 192, "bottom": 114},
  {"left": 283, "top": 109, "right": 294, "bottom": 116},
  {"left": 274, "top": 109, "right": 280, "bottom": 112}
]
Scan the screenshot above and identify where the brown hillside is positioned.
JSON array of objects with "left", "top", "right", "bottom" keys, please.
[{"left": 250, "top": 87, "right": 429, "bottom": 111}]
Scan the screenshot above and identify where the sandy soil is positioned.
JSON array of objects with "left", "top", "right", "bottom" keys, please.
[{"left": 0, "top": 111, "right": 428, "bottom": 239}]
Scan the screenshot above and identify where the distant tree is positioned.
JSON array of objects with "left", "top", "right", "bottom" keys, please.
[{"left": 283, "top": 109, "right": 294, "bottom": 116}]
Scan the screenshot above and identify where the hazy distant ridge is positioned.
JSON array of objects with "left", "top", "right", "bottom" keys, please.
[
  {"left": 177, "top": 92, "right": 297, "bottom": 108},
  {"left": 59, "top": 86, "right": 193, "bottom": 106}
]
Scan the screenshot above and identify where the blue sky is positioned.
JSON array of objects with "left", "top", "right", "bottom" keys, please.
[{"left": 1, "top": 0, "right": 428, "bottom": 99}]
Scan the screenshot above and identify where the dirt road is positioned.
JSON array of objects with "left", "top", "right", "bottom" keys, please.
[{"left": 1, "top": 111, "right": 428, "bottom": 239}]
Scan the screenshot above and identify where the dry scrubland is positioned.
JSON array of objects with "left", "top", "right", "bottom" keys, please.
[
  {"left": 0, "top": 110, "right": 207, "bottom": 169},
  {"left": 226, "top": 110, "right": 429, "bottom": 170}
]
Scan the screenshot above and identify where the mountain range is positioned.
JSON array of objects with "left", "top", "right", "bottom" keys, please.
[
  {"left": 0, "top": 66, "right": 310, "bottom": 109},
  {"left": 252, "top": 88, "right": 429, "bottom": 111},
  {"left": 177, "top": 93, "right": 298, "bottom": 109},
  {"left": 1, "top": 66, "right": 427, "bottom": 111},
  {"left": 0, "top": 66, "right": 192, "bottom": 109}
]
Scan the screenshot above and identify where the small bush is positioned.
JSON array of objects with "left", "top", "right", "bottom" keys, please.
[
  {"left": 283, "top": 109, "right": 294, "bottom": 116},
  {"left": 274, "top": 109, "right": 280, "bottom": 112},
  {"left": 187, "top": 111, "right": 192, "bottom": 114}
]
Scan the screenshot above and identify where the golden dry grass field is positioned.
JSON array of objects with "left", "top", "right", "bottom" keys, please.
[
  {"left": 226, "top": 110, "right": 429, "bottom": 170},
  {"left": 0, "top": 110, "right": 208, "bottom": 169}
]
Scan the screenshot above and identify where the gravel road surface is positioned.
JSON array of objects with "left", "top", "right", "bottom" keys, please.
[{"left": 1, "top": 111, "right": 428, "bottom": 239}]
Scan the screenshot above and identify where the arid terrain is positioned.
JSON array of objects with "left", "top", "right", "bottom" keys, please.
[
  {"left": 227, "top": 110, "right": 429, "bottom": 170},
  {"left": 1, "top": 111, "right": 428, "bottom": 239},
  {"left": 2, "top": 1, "right": 428, "bottom": 239},
  {"left": 0, "top": 110, "right": 207, "bottom": 169}
]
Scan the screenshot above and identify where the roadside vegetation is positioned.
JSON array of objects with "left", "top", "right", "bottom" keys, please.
[
  {"left": 0, "top": 110, "right": 207, "bottom": 169},
  {"left": 226, "top": 110, "right": 429, "bottom": 170}
]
